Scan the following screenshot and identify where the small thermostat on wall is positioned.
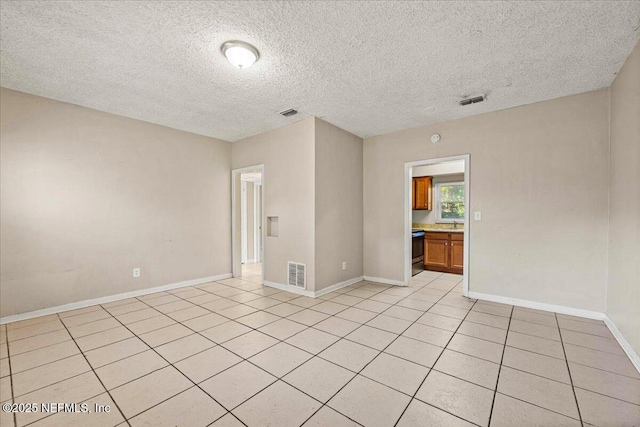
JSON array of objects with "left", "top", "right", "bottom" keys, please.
[{"left": 430, "top": 133, "right": 441, "bottom": 144}]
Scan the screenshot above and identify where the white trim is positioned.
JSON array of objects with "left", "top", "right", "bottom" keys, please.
[
  {"left": 315, "top": 276, "right": 365, "bottom": 297},
  {"left": 241, "top": 180, "right": 248, "bottom": 263},
  {"left": 434, "top": 181, "right": 465, "bottom": 223},
  {"left": 363, "top": 276, "right": 406, "bottom": 287},
  {"left": 263, "top": 280, "right": 315, "bottom": 297},
  {"left": 0, "top": 273, "right": 232, "bottom": 325},
  {"left": 254, "top": 182, "right": 262, "bottom": 263},
  {"left": 232, "top": 165, "right": 265, "bottom": 281},
  {"left": 468, "top": 291, "right": 605, "bottom": 320},
  {"left": 405, "top": 154, "right": 470, "bottom": 296},
  {"left": 604, "top": 315, "right": 640, "bottom": 373},
  {"left": 263, "top": 276, "right": 364, "bottom": 298},
  {"left": 468, "top": 291, "right": 640, "bottom": 374}
]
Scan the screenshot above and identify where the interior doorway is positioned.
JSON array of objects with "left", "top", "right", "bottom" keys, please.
[
  {"left": 232, "top": 165, "right": 264, "bottom": 283},
  {"left": 404, "top": 155, "right": 470, "bottom": 296}
]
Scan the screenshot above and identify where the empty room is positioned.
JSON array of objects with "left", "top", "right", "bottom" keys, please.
[{"left": 1, "top": 1, "right": 639, "bottom": 427}]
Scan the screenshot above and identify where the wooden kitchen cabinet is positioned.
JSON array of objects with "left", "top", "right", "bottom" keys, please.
[
  {"left": 412, "top": 176, "right": 433, "bottom": 210},
  {"left": 424, "top": 232, "right": 463, "bottom": 274}
]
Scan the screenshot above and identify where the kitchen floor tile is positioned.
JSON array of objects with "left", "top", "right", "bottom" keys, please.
[
  {"left": 509, "top": 319, "right": 561, "bottom": 341},
  {"left": 397, "top": 398, "right": 475, "bottom": 427},
  {"left": 110, "top": 366, "right": 191, "bottom": 419},
  {"left": 434, "top": 349, "right": 500, "bottom": 389},
  {"left": 501, "top": 346, "right": 571, "bottom": 383},
  {"left": 84, "top": 337, "right": 149, "bottom": 368},
  {"left": 283, "top": 356, "right": 355, "bottom": 403},
  {"left": 303, "top": 406, "right": 360, "bottom": 427},
  {"left": 221, "top": 330, "right": 278, "bottom": 359},
  {"left": 200, "top": 321, "right": 251, "bottom": 344},
  {"left": 575, "top": 387, "right": 640, "bottom": 427},
  {"left": 345, "top": 325, "right": 397, "bottom": 350},
  {"left": 233, "top": 381, "right": 321, "bottom": 427},
  {"left": 285, "top": 327, "right": 339, "bottom": 354},
  {"left": 417, "top": 312, "right": 463, "bottom": 331},
  {"left": 10, "top": 340, "right": 79, "bottom": 373},
  {"left": 416, "top": 370, "right": 494, "bottom": 426},
  {"left": 402, "top": 323, "right": 454, "bottom": 347},
  {"left": 235, "top": 310, "right": 280, "bottom": 329},
  {"left": 313, "top": 317, "right": 360, "bottom": 337},
  {"left": 154, "top": 333, "right": 215, "bottom": 363},
  {"left": 384, "top": 336, "right": 443, "bottom": 367},
  {"left": 200, "top": 361, "right": 276, "bottom": 410},
  {"left": 361, "top": 352, "right": 429, "bottom": 395},
  {"left": 129, "top": 386, "right": 225, "bottom": 427},
  {"left": 95, "top": 349, "right": 167, "bottom": 389},
  {"left": 12, "top": 354, "right": 91, "bottom": 397},
  {"left": 506, "top": 330, "right": 565, "bottom": 359},
  {"left": 249, "top": 342, "right": 312, "bottom": 377},
  {"left": 497, "top": 366, "right": 579, "bottom": 419},
  {"left": 329, "top": 375, "right": 410, "bottom": 427},
  {"left": 569, "top": 362, "right": 640, "bottom": 404},
  {"left": 366, "top": 314, "right": 412, "bottom": 334},
  {"left": 174, "top": 346, "right": 242, "bottom": 383},
  {"left": 564, "top": 343, "right": 640, "bottom": 378},
  {"left": 319, "top": 339, "right": 379, "bottom": 372},
  {"left": 490, "top": 392, "right": 581, "bottom": 427},
  {"left": 258, "top": 318, "right": 307, "bottom": 340},
  {"left": 286, "top": 309, "right": 329, "bottom": 326}
]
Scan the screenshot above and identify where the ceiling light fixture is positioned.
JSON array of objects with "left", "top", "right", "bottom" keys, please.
[{"left": 221, "top": 40, "right": 259, "bottom": 69}]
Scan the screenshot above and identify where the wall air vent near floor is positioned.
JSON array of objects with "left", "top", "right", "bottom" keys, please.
[{"left": 287, "top": 262, "right": 306, "bottom": 289}]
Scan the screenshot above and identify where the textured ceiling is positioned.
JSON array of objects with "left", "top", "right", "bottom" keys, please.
[{"left": 1, "top": 1, "right": 639, "bottom": 142}]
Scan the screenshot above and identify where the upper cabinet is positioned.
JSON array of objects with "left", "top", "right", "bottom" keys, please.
[{"left": 413, "top": 176, "right": 433, "bottom": 210}]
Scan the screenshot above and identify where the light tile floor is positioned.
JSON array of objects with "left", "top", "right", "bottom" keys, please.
[{"left": 1, "top": 266, "right": 639, "bottom": 426}]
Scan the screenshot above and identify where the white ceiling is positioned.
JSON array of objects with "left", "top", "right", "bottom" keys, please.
[{"left": 1, "top": 1, "right": 639, "bottom": 142}]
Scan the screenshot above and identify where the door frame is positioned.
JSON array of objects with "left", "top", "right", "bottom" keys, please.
[
  {"left": 254, "top": 182, "right": 262, "bottom": 263},
  {"left": 232, "top": 164, "right": 265, "bottom": 280},
  {"left": 404, "top": 154, "right": 470, "bottom": 296}
]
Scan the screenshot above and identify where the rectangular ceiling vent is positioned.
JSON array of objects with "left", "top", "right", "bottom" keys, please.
[
  {"left": 280, "top": 109, "right": 298, "bottom": 117},
  {"left": 287, "top": 262, "right": 306, "bottom": 289},
  {"left": 459, "top": 95, "right": 485, "bottom": 106}
]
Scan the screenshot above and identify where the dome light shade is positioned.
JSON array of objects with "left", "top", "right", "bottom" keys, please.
[{"left": 221, "top": 41, "right": 259, "bottom": 69}]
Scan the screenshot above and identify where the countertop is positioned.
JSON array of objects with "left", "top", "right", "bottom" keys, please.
[{"left": 412, "top": 227, "right": 464, "bottom": 233}]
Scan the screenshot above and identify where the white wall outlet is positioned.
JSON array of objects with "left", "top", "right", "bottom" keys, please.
[
  {"left": 342, "top": 262, "right": 347, "bottom": 271},
  {"left": 474, "top": 211, "right": 482, "bottom": 221},
  {"left": 132, "top": 268, "right": 141, "bottom": 278}
]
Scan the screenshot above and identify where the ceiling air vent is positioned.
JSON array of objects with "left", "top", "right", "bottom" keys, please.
[
  {"left": 280, "top": 109, "right": 298, "bottom": 117},
  {"left": 288, "top": 262, "right": 306, "bottom": 289},
  {"left": 459, "top": 95, "right": 485, "bottom": 106}
]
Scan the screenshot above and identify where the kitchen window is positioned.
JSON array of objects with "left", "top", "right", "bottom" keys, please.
[{"left": 435, "top": 182, "right": 465, "bottom": 223}]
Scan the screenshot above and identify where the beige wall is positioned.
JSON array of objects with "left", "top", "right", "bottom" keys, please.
[
  {"left": 315, "top": 118, "right": 363, "bottom": 291},
  {"left": 412, "top": 173, "right": 465, "bottom": 225},
  {"left": 607, "top": 41, "right": 640, "bottom": 354},
  {"left": 364, "top": 89, "right": 610, "bottom": 311},
  {"left": 0, "top": 88, "right": 231, "bottom": 317},
  {"left": 232, "top": 118, "right": 316, "bottom": 290}
]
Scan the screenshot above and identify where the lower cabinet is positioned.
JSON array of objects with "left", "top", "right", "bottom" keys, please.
[{"left": 424, "top": 232, "right": 463, "bottom": 274}]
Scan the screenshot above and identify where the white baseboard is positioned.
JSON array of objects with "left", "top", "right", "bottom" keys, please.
[
  {"left": 0, "top": 273, "right": 232, "bottom": 325},
  {"left": 604, "top": 315, "right": 640, "bottom": 374},
  {"left": 244, "top": 258, "right": 256, "bottom": 264},
  {"left": 314, "top": 276, "right": 364, "bottom": 297},
  {"left": 468, "top": 291, "right": 605, "bottom": 320},
  {"left": 263, "top": 280, "right": 315, "bottom": 297},
  {"left": 363, "top": 276, "right": 407, "bottom": 287},
  {"left": 263, "top": 276, "right": 364, "bottom": 298}
]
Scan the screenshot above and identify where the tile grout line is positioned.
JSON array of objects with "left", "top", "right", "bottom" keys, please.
[
  {"left": 556, "top": 313, "right": 585, "bottom": 426},
  {"left": 486, "top": 304, "right": 514, "bottom": 427},
  {"left": 391, "top": 294, "right": 482, "bottom": 427},
  {"left": 54, "top": 312, "right": 132, "bottom": 427},
  {"left": 98, "top": 299, "right": 249, "bottom": 427},
  {"left": 301, "top": 277, "right": 471, "bottom": 426}
]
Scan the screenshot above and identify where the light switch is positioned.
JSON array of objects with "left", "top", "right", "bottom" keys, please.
[{"left": 474, "top": 211, "right": 482, "bottom": 221}]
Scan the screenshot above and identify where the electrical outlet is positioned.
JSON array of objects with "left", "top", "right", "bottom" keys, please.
[
  {"left": 474, "top": 211, "right": 482, "bottom": 221},
  {"left": 133, "top": 268, "right": 141, "bottom": 278},
  {"left": 342, "top": 262, "right": 347, "bottom": 271}
]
